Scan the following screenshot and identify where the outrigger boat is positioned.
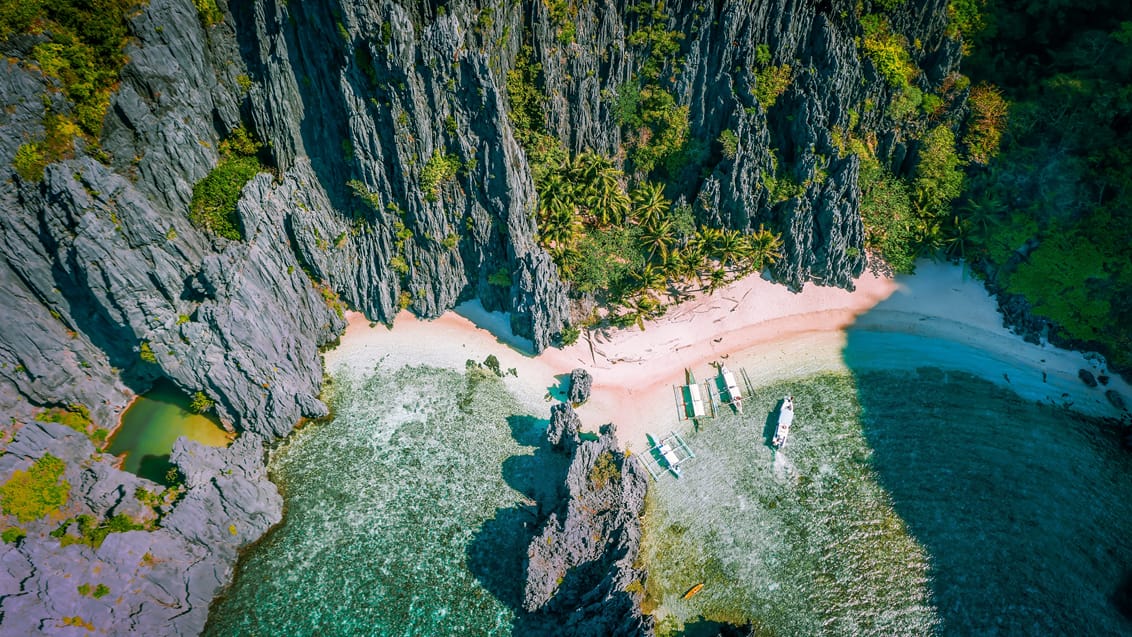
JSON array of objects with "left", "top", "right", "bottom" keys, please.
[
  {"left": 640, "top": 431, "right": 696, "bottom": 479},
  {"left": 674, "top": 368, "right": 708, "bottom": 420},
  {"left": 772, "top": 395, "right": 794, "bottom": 447},
  {"left": 717, "top": 364, "right": 744, "bottom": 413}
]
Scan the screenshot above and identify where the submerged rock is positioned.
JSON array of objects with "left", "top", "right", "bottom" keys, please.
[
  {"left": 569, "top": 369, "right": 594, "bottom": 405},
  {"left": 1079, "top": 369, "right": 1099, "bottom": 388}
]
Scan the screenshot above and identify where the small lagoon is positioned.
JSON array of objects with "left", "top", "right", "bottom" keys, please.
[{"left": 108, "top": 381, "right": 233, "bottom": 483}]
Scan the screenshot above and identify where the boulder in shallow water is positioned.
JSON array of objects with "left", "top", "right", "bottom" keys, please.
[
  {"left": 1079, "top": 369, "right": 1098, "bottom": 388},
  {"left": 569, "top": 369, "right": 593, "bottom": 405}
]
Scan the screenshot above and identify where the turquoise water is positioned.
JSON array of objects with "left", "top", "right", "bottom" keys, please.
[
  {"left": 203, "top": 365, "right": 563, "bottom": 636},
  {"left": 108, "top": 380, "right": 233, "bottom": 483}
]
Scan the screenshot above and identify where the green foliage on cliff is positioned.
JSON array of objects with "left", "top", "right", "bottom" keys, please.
[
  {"left": 35, "top": 404, "right": 92, "bottom": 432},
  {"left": 1, "top": 527, "right": 25, "bottom": 544},
  {"left": 752, "top": 64, "right": 793, "bottom": 109},
  {"left": 192, "top": 0, "right": 223, "bottom": 27},
  {"left": 588, "top": 451, "right": 620, "bottom": 490},
  {"left": 860, "top": 15, "right": 918, "bottom": 89},
  {"left": 544, "top": 0, "right": 577, "bottom": 45},
  {"left": 0, "top": 454, "right": 69, "bottom": 523},
  {"left": 420, "top": 151, "right": 461, "bottom": 202},
  {"left": 190, "top": 127, "right": 265, "bottom": 241},
  {"left": 618, "top": 3, "right": 689, "bottom": 176},
  {"left": 190, "top": 391, "right": 214, "bottom": 414},
  {"left": 956, "top": 0, "right": 1132, "bottom": 367},
  {"left": 57, "top": 513, "right": 145, "bottom": 549},
  {"left": 2, "top": 0, "right": 141, "bottom": 179},
  {"left": 35, "top": 404, "right": 108, "bottom": 448}
]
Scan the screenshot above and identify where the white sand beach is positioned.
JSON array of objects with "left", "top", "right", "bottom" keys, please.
[{"left": 324, "top": 261, "right": 1131, "bottom": 450}]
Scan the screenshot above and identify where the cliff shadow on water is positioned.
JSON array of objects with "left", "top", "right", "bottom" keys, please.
[
  {"left": 843, "top": 310, "right": 1132, "bottom": 635},
  {"left": 466, "top": 414, "right": 572, "bottom": 628}
]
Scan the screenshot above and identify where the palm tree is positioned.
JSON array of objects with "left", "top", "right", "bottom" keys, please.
[
  {"left": 712, "top": 228, "right": 749, "bottom": 268},
  {"left": 538, "top": 198, "right": 581, "bottom": 254},
  {"left": 591, "top": 167, "right": 630, "bottom": 226},
  {"left": 942, "top": 215, "right": 975, "bottom": 261},
  {"left": 745, "top": 225, "right": 784, "bottom": 270},
  {"left": 706, "top": 267, "right": 729, "bottom": 293},
  {"left": 640, "top": 217, "right": 677, "bottom": 261},
  {"left": 630, "top": 182, "right": 668, "bottom": 227},
  {"left": 631, "top": 263, "right": 667, "bottom": 294}
]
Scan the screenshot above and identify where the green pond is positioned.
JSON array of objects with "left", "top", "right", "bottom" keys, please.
[{"left": 108, "top": 381, "right": 233, "bottom": 483}]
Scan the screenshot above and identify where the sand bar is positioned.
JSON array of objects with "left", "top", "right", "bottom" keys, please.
[{"left": 324, "top": 261, "right": 1131, "bottom": 450}]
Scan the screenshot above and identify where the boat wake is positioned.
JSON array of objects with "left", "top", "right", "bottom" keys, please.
[{"left": 771, "top": 449, "right": 796, "bottom": 480}]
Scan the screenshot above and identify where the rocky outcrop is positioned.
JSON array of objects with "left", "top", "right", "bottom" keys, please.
[
  {"left": 547, "top": 403, "right": 582, "bottom": 452},
  {"left": 523, "top": 423, "right": 653, "bottom": 636},
  {"left": 0, "top": 423, "right": 279, "bottom": 637},
  {"left": 569, "top": 368, "right": 594, "bottom": 405}
]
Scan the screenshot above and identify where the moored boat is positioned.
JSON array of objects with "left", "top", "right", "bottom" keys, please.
[
  {"left": 772, "top": 395, "right": 794, "bottom": 447},
  {"left": 718, "top": 364, "right": 743, "bottom": 413}
]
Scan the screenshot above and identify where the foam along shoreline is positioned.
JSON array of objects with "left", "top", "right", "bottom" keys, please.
[{"left": 323, "top": 261, "right": 1131, "bottom": 451}]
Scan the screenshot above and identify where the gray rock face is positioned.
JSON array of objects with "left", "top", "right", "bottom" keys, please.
[
  {"left": 524, "top": 424, "right": 653, "bottom": 636},
  {"left": 569, "top": 368, "right": 594, "bottom": 405},
  {"left": 0, "top": 423, "right": 279, "bottom": 637},
  {"left": 547, "top": 403, "right": 582, "bottom": 452},
  {"left": 232, "top": 0, "right": 570, "bottom": 350}
]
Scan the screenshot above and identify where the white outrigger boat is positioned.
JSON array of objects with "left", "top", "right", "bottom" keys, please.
[
  {"left": 772, "top": 395, "right": 794, "bottom": 447},
  {"left": 717, "top": 364, "right": 744, "bottom": 413},
  {"left": 674, "top": 368, "right": 709, "bottom": 420},
  {"left": 640, "top": 431, "right": 696, "bottom": 479}
]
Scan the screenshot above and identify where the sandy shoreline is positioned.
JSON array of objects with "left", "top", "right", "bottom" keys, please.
[{"left": 323, "top": 262, "right": 1131, "bottom": 451}]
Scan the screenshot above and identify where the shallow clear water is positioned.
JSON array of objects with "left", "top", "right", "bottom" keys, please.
[
  {"left": 202, "top": 344, "right": 1132, "bottom": 636},
  {"left": 108, "top": 380, "right": 232, "bottom": 483},
  {"left": 641, "top": 369, "right": 1132, "bottom": 636},
  {"left": 203, "top": 365, "right": 561, "bottom": 636}
]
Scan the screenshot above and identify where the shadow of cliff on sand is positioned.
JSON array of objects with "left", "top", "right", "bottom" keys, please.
[
  {"left": 465, "top": 414, "right": 572, "bottom": 633},
  {"left": 843, "top": 308, "right": 1132, "bottom": 635}
]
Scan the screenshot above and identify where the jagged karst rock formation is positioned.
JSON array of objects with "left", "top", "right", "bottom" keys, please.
[
  {"left": 547, "top": 402, "right": 583, "bottom": 452},
  {"left": 0, "top": 423, "right": 277, "bottom": 636},
  {"left": 520, "top": 0, "right": 961, "bottom": 290},
  {"left": 0, "top": 0, "right": 968, "bottom": 632},
  {"left": 569, "top": 368, "right": 594, "bottom": 405},
  {"left": 523, "top": 423, "right": 653, "bottom": 636}
]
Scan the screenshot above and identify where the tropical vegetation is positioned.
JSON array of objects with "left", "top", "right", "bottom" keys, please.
[
  {"left": 948, "top": 0, "right": 1132, "bottom": 368},
  {"left": 190, "top": 126, "right": 266, "bottom": 241},
  {"left": 3, "top": 0, "right": 140, "bottom": 180},
  {"left": 0, "top": 454, "right": 69, "bottom": 523}
]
